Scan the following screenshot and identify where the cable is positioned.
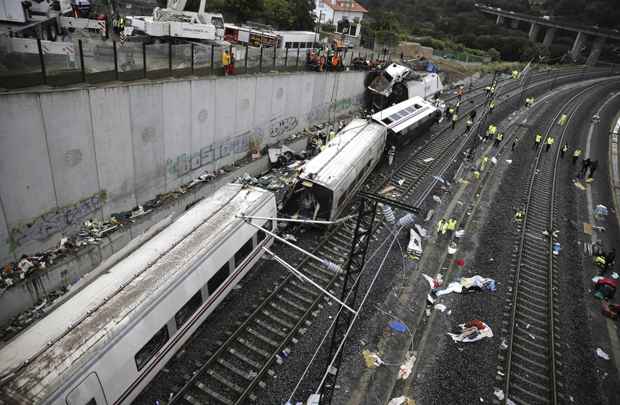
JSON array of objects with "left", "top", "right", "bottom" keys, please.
[{"left": 285, "top": 222, "right": 403, "bottom": 403}]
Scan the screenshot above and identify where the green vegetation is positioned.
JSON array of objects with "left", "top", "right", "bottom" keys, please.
[
  {"left": 359, "top": 0, "right": 619, "bottom": 62},
  {"left": 206, "top": 0, "right": 315, "bottom": 30}
]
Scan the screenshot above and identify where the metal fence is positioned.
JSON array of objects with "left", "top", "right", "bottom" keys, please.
[{"left": 0, "top": 38, "right": 386, "bottom": 90}]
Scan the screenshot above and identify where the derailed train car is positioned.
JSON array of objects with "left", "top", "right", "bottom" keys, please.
[
  {"left": 372, "top": 96, "right": 441, "bottom": 146},
  {"left": 289, "top": 119, "right": 387, "bottom": 221},
  {"left": 366, "top": 63, "right": 443, "bottom": 110},
  {"left": 0, "top": 184, "right": 276, "bottom": 405}
]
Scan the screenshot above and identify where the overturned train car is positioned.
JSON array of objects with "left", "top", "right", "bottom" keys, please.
[{"left": 366, "top": 63, "right": 443, "bottom": 110}]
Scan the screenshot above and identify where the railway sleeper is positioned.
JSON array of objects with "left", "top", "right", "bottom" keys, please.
[
  {"left": 289, "top": 279, "right": 320, "bottom": 297},
  {"left": 508, "top": 383, "right": 550, "bottom": 405},
  {"left": 229, "top": 347, "right": 262, "bottom": 368},
  {"left": 193, "top": 381, "right": 234, "bottom": 405},
  {"left": 515, "top": 303, "right": 549, "bottom": 323},
  {"left": 282, "top": 287, "right": 314, "bottom": 305},
  {"left": 237, "top": 337, "right": 272, "bottom": 358},
  {"left": 517, "top": 277, "right": 548, "bottom": 295},
  {"left": 254, "top": 317, "right": 287, "bottom": 337},
  {"left": 247, "top": 327, "right": 279, "bottom": 347},
  {"left": 261, "top": 309, "right": 295, "bottom": 329},
  {"left": 510, "top": 371, "right": 551, "bottom": 395},
  {"left": 512, "top": 311, "right": 547, "bottom": 330},
  {"left": 208, "top": 369, "right": 245, "bottom": 394},
  {"left": 516, "top": 296, "right": 547, "bottom": 312},
  {"left": 511, "top": 358, "right": 550, "bottom": 382},
  {"left": 183, "top": 393, "right": 208, "bottom": 405},
  {"left": 307, "top": 260, "right": 340, "bottom": 278},
  {"left": 516, "top": 319, "right": 547, "bottom": 335},
  {"left": 510, "top": 348, "right": 549, "bottom": 370},
  {"left": 277, "top": 293, "right": 309, "bottom": 312},
  {"left": 513, "top": 332, "right": 549, "bottom": 352},
  {"left": 269, "top": 301, "right": 303, "bottom": 320},
  {"left": 218, "top": 357, "right": 259, "bottom": 381}
]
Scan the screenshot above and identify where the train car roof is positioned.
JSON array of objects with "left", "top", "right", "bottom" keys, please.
[
  {"left": 371, "top": 96, "right": 438, "bottom": 133},
  {"left": 0, "top": 184, "right": 274, "bottom": 403},
  {"left": 300, "top": 118, "right": 386, "bottom": 190}
]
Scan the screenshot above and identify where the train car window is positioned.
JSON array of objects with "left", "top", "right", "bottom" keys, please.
[
  {"left": 235, "top": 239, "right": 254, "bottom": 267},
  {"left": 135, "top": 326, "right": 169, "bottom": 371},
  {"left": 175, "top": 290, "right": 203, "bottom": 329},
  {"left": 208, "top": 263, "right": 230, "bottom": 294},
  {"left": 293, "top": 42, "right": 299, "bottom": 48}
]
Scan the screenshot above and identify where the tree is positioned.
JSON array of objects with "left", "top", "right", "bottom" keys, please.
[
  {"left": 488, "top": 48, "right": 501, "bottom": 61},
  {"left": 263, "top": 0, "right": 293, "bottom": 28}
]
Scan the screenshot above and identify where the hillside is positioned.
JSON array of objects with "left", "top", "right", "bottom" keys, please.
[{"left": 358, "top": 0, "right": 619, "bottom": 62}]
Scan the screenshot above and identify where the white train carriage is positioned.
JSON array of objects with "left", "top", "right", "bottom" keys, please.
[
  {"left": 0, "top": 184, "right": 276, "bottom": 405},
  {"left": 290, "top": 119, "right": 387, "bottom": 221},
  {"left": 371, "top": 96, "right": 441, "bottom": 146}
]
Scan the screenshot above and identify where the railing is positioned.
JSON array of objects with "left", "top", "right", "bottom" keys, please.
[{"left": 0, "top": 38, "right": 386, "bottom": 90}]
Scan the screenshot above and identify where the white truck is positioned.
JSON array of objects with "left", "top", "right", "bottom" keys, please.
[
  {"left": 0, "top": 0, "right": 71, "bottom": 24},
  {"left": 126, "top": 0, "right": 224, "bottom": 41}
]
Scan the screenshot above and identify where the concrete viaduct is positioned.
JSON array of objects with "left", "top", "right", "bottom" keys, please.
[{"left": 476, "top": 4, "right": 620, "bottom": 65}]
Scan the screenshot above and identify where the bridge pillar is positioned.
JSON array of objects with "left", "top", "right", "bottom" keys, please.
[
  {"left": 543, "top": 28, "right": 556, "bottom": 47},
  {"left": 510, "top": 19, "right": 519, "bottom": 29},
  {"left": 529, "top": 23, "right": 540, "bottom": 42},
  {"left": 496, "top": 15, "right": 504, "bottom": 25},
  {"left": 570, "top": 31, "right": 586, "bottom": 61},
  {"left": 586, "top": 36, "right": 606, "bottom": 66}
]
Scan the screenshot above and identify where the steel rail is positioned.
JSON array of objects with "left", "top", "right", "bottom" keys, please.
[{"left": 503, "top": 81, "right": 615, "bottom": 404}]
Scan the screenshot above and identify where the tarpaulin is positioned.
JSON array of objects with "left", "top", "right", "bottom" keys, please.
[{"left": 448, "top": 320, "right": 493, "bottom": 343}]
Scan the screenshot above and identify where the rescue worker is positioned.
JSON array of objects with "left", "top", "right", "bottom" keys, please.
[
  {"left": 514, "top": 208, "right": 524, "bottom": 222},
  {"left": 560, "top": 143, "right": 568, "bottom": 158},
  {"left": 328, "top": 130, "right": 336, "bottom": 142},
  {"left": 486, "top": 124, "right": 497, "bottom": 142},
  {"left": 484, "top": 85, "right": 492, "bottom": 96},
  {"left": 588, "top": 160, "right": 598, "bottom": 179},
  {"left": 580, "top": 158, "right": 591, "bottom": 178},
  {"left": 436, "top": 219, "right": 446, "bottom": 238},
  {"left": 495, "top": 131, "right": 504, "bottom": 147},
  {"left": 481, "top": 155, "right": 489, "bottom": 171},
  {"left": 489, "top": 84, "right": 496, "bottom": 98},
  {"left": 465, "top": 116, "right": 474, "bottom": 133},
  {"left": 440, "top": 220, "right": 449, "bottom": 238},
  {"left": 473, "top": 169, "right": 481, "bottom": 180},
  {"left": 489, "top": 99, "right": 496, "bottom": 113},
  {"left": 572, "top": 148, "right": 582, "bottom": 165},
  {"left": 558, "top": 114, "right": 568, "bottom": 126},
  {"left": 525, "top": 96, "right": 534, "bottom": 108},
  {"left": 534, "top": 132, "right": 542, "bottom": 149},
  {"left": 545, "top": 136, "right": 555, "bottom": 152},
  {"left": 595, "top": 254, "right": 607, "bottom": 269},
  {"left": 451, "top": 112, "right": 458, "bottom": 130},
  {"left": 222, "top": 50, "right": 231, "bottom": 75},
  {"left": 512, "top": 70, "right": 519, "bottom": 79},
  {"left": 512, "top": 136, "right": 519, "bottom": 151},
  {"left": 446, "top": 218, "right": 457, "bottom": 239},
  {"left": 387, "top": 145, "right": 396, "bottom": 167}
]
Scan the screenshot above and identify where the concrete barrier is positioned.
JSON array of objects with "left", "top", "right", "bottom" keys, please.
[{"left": 0, "top": 70, "right": 366, "bottom": 265}]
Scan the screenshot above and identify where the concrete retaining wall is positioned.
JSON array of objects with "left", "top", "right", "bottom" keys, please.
[{"left": 0, "top": 70, "right": 366, "bottom": 265}]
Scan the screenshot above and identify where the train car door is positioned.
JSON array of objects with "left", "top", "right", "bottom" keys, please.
[{"left": 65, "top": 372, "right": 108, "bottom": 405}]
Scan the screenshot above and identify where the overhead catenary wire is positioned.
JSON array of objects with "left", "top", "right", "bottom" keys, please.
[{"left": 288, "top": 215, "right": 402, "bottom": 401}]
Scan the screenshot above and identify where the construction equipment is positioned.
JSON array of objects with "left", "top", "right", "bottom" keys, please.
[{"left": 126, "top": 0, "right": 224, "bottom": 41}]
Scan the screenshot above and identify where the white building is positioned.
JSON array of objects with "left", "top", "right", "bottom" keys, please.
[{"left": 313, "top": 0, "right": 368, "bottom": 38}]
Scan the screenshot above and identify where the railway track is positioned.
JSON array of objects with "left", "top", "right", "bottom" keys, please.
[
  {"left": 164, "top": 67, "right": 612, "bottom": 405},
  {"left": 500, "top": 82, "right": 613, "bottom": 404}
]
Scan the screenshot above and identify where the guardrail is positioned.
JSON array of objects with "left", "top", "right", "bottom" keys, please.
[{"left": 0, "top": 37, "right": 387, "bottom": 90}]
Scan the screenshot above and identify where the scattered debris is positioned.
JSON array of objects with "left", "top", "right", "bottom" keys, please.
[
  {"left": 596, "top": 348, "right": 610, "bottom": 360},
  {"left": 573, "top": 180, "right": 586, "bottom": 191},
  {"left": 434, "top": 303, "right": 447, "bottom": 312},
  {"left": 282, "top": 234, "right": 298, "bottom": 242},
  {"left": 448, "top": 320, "right": 493, "bottom": 343},
  {"left": 423, "top": 157, "right": 435, "bottom": 163},
  {"left": 398, "top": 353, "right": 416, "bottom": 380},
  {"left": 388, "top": 320, "right": 409, "bottom": 334},
  {"left": 362, "top": 350, "right": 384, "bottom": 368},
  {"left": 505, "top": 159, "right": 513, "bottom": 164},
  {"left": 379, "top": 185, "right": 397, "bottom": 195},
  {"left": 552, "top": 242, "right": 561, "bottom": 256},
  {"left": 454, "top": 258, "right": 465, "bottom": 267},
  {"left": 436, "top": 276, "right": 496, "bottom": 296},
  {"left": 494, "top": 389, "right": 505, "bottom": 401},
  {"left": 387, "top": 396, "right": 415, "bottom": 405},
  {"left": 407, "top": 229, "right": 423, "bottom": 255},
  {"left": 447, "top": 242, "right": 458, "bottom": 255},
  {"left": 432, "top": 195, "right": 442, "bottom": 204},
  {"left": 593, "top": 204, "right": 608, "bottom": 219}
]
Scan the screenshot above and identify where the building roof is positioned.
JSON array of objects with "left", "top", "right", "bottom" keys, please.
[{"left": 322, "top": 0, "right": 368, "bottom": 13}]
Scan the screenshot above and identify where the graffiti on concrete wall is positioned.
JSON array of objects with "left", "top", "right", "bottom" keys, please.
[
  {"left": 167, "top": 132, "right": 251, "bottom": 177},
  {"left": 306, "top": 94, "right": 364, "bottom": 122},
  {"left": 10, "top": 191, "right": 107, "bottom": 246},
  {"left": 166, "top": 94, "right": 363, "bottom": 178}
]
